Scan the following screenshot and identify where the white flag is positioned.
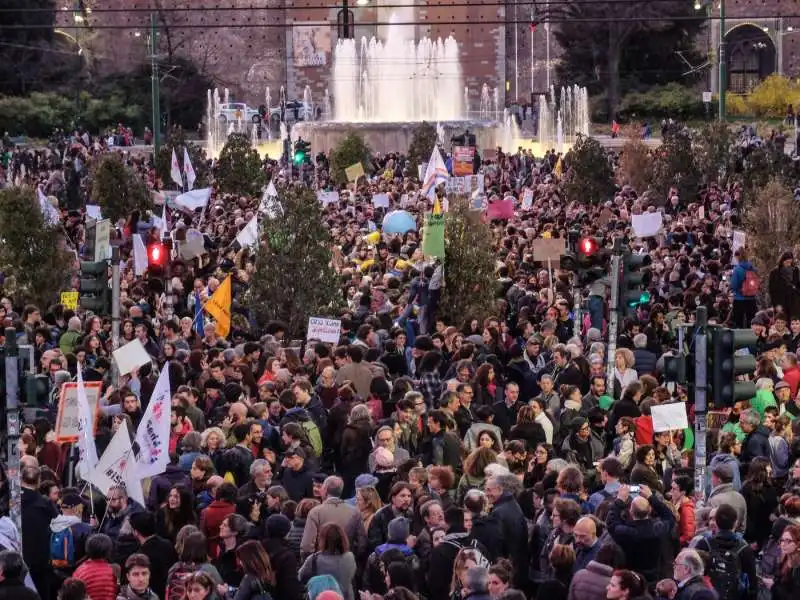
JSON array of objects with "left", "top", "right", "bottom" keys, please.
[
  {"left": 259, "top": 184, "right": 282, "bottom": 219},
  {"left": 174, "top": 188, "right": 212, "bottom": 212},
  {"left": 86, "top": 421, "right": 144, "bottom": 507},
  {"left": 170, "top": 148, "right": 184, "bottom": 189},
  {"left": 235, "top": 215, "right": 259, "bottom": 248},
  {"left": 76, "top": 368, "right": 99, "bottom": 479},
  {"left": 133, "top": 366, "right": 172, "bottom": 478},
  {"left": 421, "top": 146, "right": 449, "bottom": 200},
  {"left": 183, "top": 146, "right": 196, "bottom": 191},
  {"left": 266, "top": 180, "right": 278, "bottom": 197},
  {"left": 132, "top": 234, "right": 149, "bottom": 276}
]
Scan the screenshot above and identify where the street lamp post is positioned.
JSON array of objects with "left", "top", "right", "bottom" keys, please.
[
  {"left": 150, "top": 12, "right": 161, "bottom": 153},
  {"left": 718, "top": 0, "right": 726, "bottom": 121}
]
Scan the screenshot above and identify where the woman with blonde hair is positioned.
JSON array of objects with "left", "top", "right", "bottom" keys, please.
[
  {"left": 613, "top": 348, "right": 638, "bottom": 398},
  {"left": 200, "top": 426, "right": 226, "bottom": 473},
  {"left": 356, "top": 485, "right": 382, "bottom": 531},
  {"left": 449, "top": 547, "right": 482, "bottom": 600}
]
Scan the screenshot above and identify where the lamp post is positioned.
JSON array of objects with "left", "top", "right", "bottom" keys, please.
[
  {"left": 150, "top": 13, "right": 161, "bottom": 153},
  {"left": 718, "top": 0, "right": 726, "bottom": 121}
]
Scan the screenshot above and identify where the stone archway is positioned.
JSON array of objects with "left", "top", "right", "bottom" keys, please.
[{"left": 725, "top": 24, "right": 777, "bottom": 93}]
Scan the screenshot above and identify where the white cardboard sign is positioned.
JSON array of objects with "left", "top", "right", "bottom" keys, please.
[
  {"left": 306, "top": 317, "right": 341, "bottom": 344},
  {"left": 651, "top": 402, "right": 689, "bottom": 433}
]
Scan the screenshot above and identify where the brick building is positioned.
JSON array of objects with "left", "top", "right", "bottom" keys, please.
[{"left": 68, "top": 0, "right": 507, "bottom": 115}]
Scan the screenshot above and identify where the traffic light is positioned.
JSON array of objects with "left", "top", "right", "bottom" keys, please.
[
  {"left": 711, "top": 328, "right": 757, "bottom": 408},
  {"left": 79, "top": 261, "right": 109, "bottom": 315},
  {"left": 576, "top": 236, "right": 608, "bottom": 283},
  {"left": 293, "top": 139, "right": 310, "bottom": 165},
  {"left": 663, "top": 354, "right": 688, "bottom": 385},
  {"left": 22, "top": 374, "right": 50, "bottom": 407},
  {"left": 147, "top": 242, "right": 167, "bottom": 276},
  {"left": 619, "top": 251, "right": 652, "bottom": 316}
]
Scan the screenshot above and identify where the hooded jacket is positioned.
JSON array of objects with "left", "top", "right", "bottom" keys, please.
[
  {"left": 731, "top": 261, "right": 757, "bottom": 301},
  {"left": 50, "top": 513, "right": 92, "bottom": 568}
]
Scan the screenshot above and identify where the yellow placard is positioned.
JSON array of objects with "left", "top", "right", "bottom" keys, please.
[
  {"left": 61, "top": 291, "right": 79, "bottom": 310},
  {"left": 345, "top": 162, "right": 365, "bottom": 182}
]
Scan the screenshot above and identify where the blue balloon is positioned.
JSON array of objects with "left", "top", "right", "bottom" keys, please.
[{"left": 382, "top": 210, "right": 417, "bottom": 234}]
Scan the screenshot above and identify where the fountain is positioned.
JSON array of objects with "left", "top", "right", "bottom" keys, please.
[
  {"left": 537, "top": 84, "right": 590, "bottom": 154},
  {"left": 291, "top": 11, "right": 508, "bottom": 153}
]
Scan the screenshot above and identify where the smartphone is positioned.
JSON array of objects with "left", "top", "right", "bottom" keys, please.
[{"left": 629, "top": 485, "right": 641, "bottom": 496}]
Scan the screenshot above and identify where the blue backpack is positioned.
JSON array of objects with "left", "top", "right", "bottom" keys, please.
[{"left": 50, "top": 527, "right": 76, "bottom": 569}]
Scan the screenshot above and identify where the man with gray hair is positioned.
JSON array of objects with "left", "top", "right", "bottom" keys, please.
[
  {"left": 632, "top": 333, "right": 657, "bottom": 377},
  {"left": 739, "top": 408, "right": 770, "bottom": 473},
  {"left": 463, "top": 566, "right": 491, "bottom": 600},
  {"left": 237, "top": 458, "right": 273, "bottom": 500},
  {"left": 485, "top": 475, "right": 528, "bottom": 589},
  {"left": 707, "top": 463, "right": 747, "bottom": 534},
  {"left": 301, "top": 475, "right": 366, "bottom": 558},
  {"left": 673, "top": 549, "right": 718, "bottom": 600}
]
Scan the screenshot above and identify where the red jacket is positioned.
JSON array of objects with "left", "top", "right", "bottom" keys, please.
[
  {"left": 200, "top": 499, "right": 236, "bottom": 559},
  {"left": 677, "top": 498, "right": 696, "bottom": 546},
  {"left": 783, "top": 365, "right": 800, "bottom": 398},
  {"left": 74, "top": 559, "right": 118, "bottom": 600}
]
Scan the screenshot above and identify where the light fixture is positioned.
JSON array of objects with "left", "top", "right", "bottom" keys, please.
[
  {"left": 73, "top": 14, "right": 84, "bottom": 23},
  {"left": 789, "top": 26, "right": 795, "bottom": 32},
  {"left": 356, "top": 0, "right": 369, "bottom": 5},
  {"left": 134, "top": 31, "right": 141, "bottom": 37},
  {"left": 693, "top": 0, "right": 702, "bottom": 10}
]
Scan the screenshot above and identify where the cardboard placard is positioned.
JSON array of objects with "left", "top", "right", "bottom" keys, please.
[
  {"left": 113, "top": 339, "right": 153, "bottom": 376},
  {"left": 532, "top": 238, "right": 566, "bottom": 263},
  {"left": 345, "top": 162, "right": 365, "bottom": 182},
  {"left": 486, "top": 197, "right": 514, "bottom": 220},
  {"left": 307, "top": 317, "right": 342, "bottom": 344},
  {"left": 55, "top": 381, "right": 103, "bottom": 442}
]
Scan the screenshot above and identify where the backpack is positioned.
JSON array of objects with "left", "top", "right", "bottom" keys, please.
[
  {"left": 50, "top": 527, "right": 76, "bottom": 569},
  {"left": 166, "top": 561, "right": 197, "bottom": 600},
  {"left": 741, "top": 270, "right": 761, "bottom": 297},
  {"left": 301, "top": 420, "right": 323, "bottom": 457},
  {"left": 251, "top": 580, "right": 274, "bottom": 600},
  {"left": 707, "top": 537, "right": 747, "bottom": 600}
]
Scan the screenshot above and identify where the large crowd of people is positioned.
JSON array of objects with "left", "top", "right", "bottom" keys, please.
[{"left": 1, "top": 122, "right": 800, "bottom": 600}]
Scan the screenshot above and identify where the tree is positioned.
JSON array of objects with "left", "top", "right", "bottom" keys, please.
[
  {"left": 329, "top": 133, "right": 371, "bottom": 185},
  {"left": 693, "top": 122, "right": 734, "bottom": 186},
  {"left": 0, "top": 0, "right": 75, "bottom": 95},
  {"left": 247, "top": 184, "right": 341, "bottom": 337},
  {"left": 617, "top": 125, "right": 653, "bottom": 193},
  {"left": 155, "top": 127, "right": 209, "bottom": 190},
  {"left": 562, "top": 136, "right": 615, "bottom": 205},
  {"left": 553, "top": 2, "right": 703, "bottom": 118},
  {"left": 734, "top": 143, "right": 798, "bottom": 205},
  {"left": 407, "top": 122, "right": 438, "bottom": 178},
  {"left": 89, "top": 153, "right": 152, "bottom": 223},
  {"left": 0, "top": 187, "right": 72, "bottom": 308},
  {"left": 438, "top": 196, "right": 496, "bottom": 325},
  {"left": 744, "top": 178, "right": 800, "bottom": 278},
  {"left": 215, "top": 133, "right": 266, "bottom": 197},
  {"left": 648, "top": 128, "right": 700, "bottom": 203}
]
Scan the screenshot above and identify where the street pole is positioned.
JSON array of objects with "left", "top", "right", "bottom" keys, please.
[
  {"left": 342, "top": 0, "right": 350, "bottom": 39},
  {"left": 111, "top": 246, "right": 121, "bottom": 386},
  {"left": 694, "top": 306, "right": 709, "bottom": 501},
  {"left": 572, "top": 281, "right": 582, "bottom": 340},
  {"left": 718, "top": 0, "right": 726, "bottom": 121},
  {"left": 4, "top": 329, "right": 21, "bottom": 533},
  {"left": 514, "top": 0, "right": 519, "bottom": 102},
  {"left": 150, "top": 12, "right": 161, "bottom": 153},
  {"left": 605, "top": 240, "right": 622, "bottom": 389}
]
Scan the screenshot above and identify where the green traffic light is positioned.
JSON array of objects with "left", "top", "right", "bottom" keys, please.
[{"left": 293, "top": 151, "right": 305, "bottom": 164}]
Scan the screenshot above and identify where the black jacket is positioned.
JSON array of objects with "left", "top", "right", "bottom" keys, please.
[
  {"left": 469, "top": 513, "right": 503, "bottom": 563},
  {"left": 741, "top": 426, "right": 771, "bottom": 468},
  {"left": 695, "top": 532, "right": 757, "bottom": 600},
  {"left": 490, "top": 494, "right": 529, "bottom": 589},
  {"left": 261, "top": 537, "right": 302, "bottom": 600},
  {"left": 367, "top": 505, "right": 412, "bottom": 552},
  {"left": 428, "top": 530, "right": 488, "bottom": 600},
  {"left": 219, "top": 445, "right": 255, "bottom": 488},
  {"left": 606, "top": 495, "right": 676, "bottom": 584},
  {"left": 491, "top": 400, "right": 520, "bottom": 436},
  {"left": 279, "top": 464, "right": 316, "bottom": 502},
  {"left": 138, "top": 535, "right": 178, "bottom": 600},
  {"left": 21, "top": 487, "right": 58, "bottom": 575},
  {"left": 0, "top": 577, "right": 40, "bottom": 600}
]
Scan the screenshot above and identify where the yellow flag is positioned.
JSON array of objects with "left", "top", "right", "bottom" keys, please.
[
  {"left": 432, "top": 198, "right": 442, "bottom": 215},
  {"left": 204, "top": 275, "right": 232, "bottom": 338},
  {"left": 554, "top": 157, "right": 563, "bottom": 178}
]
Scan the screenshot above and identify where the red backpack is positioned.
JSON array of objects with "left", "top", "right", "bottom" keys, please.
[{"left": 741, "top": 270, "right": 761, "bottom": 297}]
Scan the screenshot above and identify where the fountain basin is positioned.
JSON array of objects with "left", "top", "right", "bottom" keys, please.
[{"left": 291, "top": 120, "right": 505, "bottom": 155}]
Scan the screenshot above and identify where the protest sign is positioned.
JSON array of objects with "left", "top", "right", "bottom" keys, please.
[
  {"left": 372, "top": 193, "right": 390, "bottom": 208},
  {"left": 651, "top": 403, "right": 689, "bottom": 433},
  {"left": 522, "top": 189, "right": 534, "bottom": 209},
  {"left": 732, "top": 230, "right": 746, "bottom": 253},
  {"left": 113, "top": 339, "right": 152, "bottom": 377},
  {"left": 345, "top": 162, "right": 365, "bottom": 182},
  {"left": 453, "top": 146, "right": 475, "bottom": 176},
  {"left": 486, "top": 197, "right": 514, "bottom": 220},
  {"left": 60, "top": 291, "right": 79, "bottom": 310},
  {"left": 631, "top": 212, "right": 663, "bottom": 238},
  {"left": 307, "top": 317, "right": 342, "bottom": 344},
  {"left": 422, "top": 200, "right": 446, "bottom": 258},
  {"left": 55, "top": 382, "right": 103, "bottom": 442},
  {"left": 532, "top": 238, "right": 566, "bottom": 263}
]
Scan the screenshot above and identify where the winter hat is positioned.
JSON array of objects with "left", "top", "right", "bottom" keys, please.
[
  {"left": 387, "top": 516, "right": 410, "bottom": 543},
  {"left": 265, "top": 514, "right": 291, "bottom": 539},
  {"left": 354, "top": 474, "right": 379, "bottom": 489},
  {"left": 310, "top": 582, "right": 343, "bottom": 600},
  {"left": 373, "top": 446, "right": 395, "bottom": 469}
]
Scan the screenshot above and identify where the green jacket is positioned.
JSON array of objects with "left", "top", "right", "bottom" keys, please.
[{"left": 59, "top": 330, "right": 81, "bottom": 355}]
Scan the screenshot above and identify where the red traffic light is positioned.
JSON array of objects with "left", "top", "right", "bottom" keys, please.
[
  {"left": 148, "top": 243, "right": 166, "bottom": 266},
  {"left": 578, "top": 237, "right": 598, "bottom": 256}
]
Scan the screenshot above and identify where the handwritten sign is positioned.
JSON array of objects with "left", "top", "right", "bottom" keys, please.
[
  {"left": 307, "top": 317, "right": 342, "bottom": 344},
  {"left": 522, "top": 189, "right": 534, "bottom": 209},
  {"left": 732, "top": 230, "right": 746, "bottom": 253},
  {"left": 651, "top": 402, "right": 689, "bottom": 433},
  {"left": 60, "top": 291, "right": 79, "bottom": 310},
  {"left": 372, "top": 193, "right": 390, "bottom": 208},
  {"left": 345, "top": 162, "right": 365, "bottom": 182},
  {"left": 55, "top": 382, "right": 103, "bottom": 442},
  {"left": 318, "top": 191, "right": 340, "bottom": 206}
]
